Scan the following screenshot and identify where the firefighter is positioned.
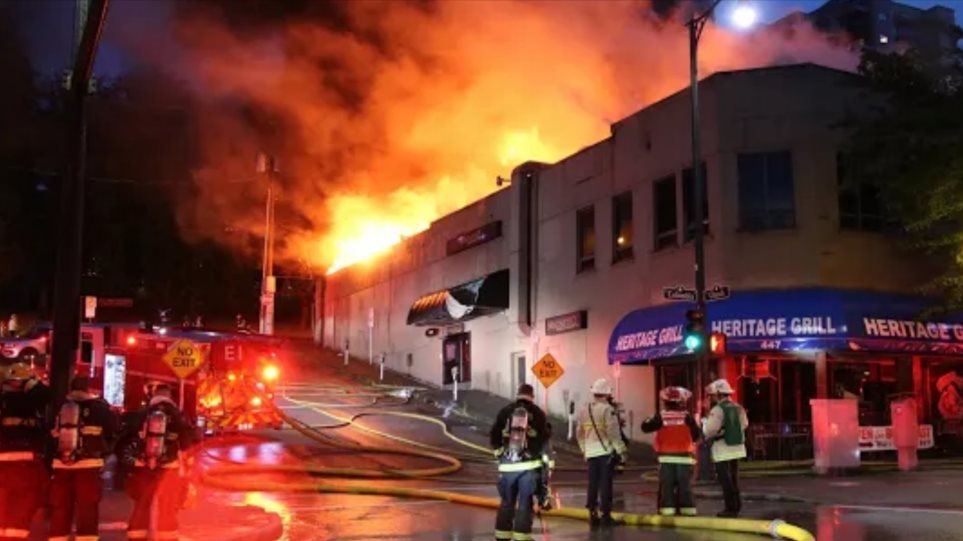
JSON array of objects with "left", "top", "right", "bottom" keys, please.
[
  {"left": 0, "top": 362, "right": 49, "bottom": 541},
  {"left": 576, "top": 378, "right": 626, "bottom": 528},
  {"left": 641, "top": 386, "right": 701, "bottom": 516},
  {"left": 704, "top": 379, "right": 749, "bottom": 518},
  {"left": 126, "top": 382, "right": 196, "bottom": 540},
  {"left": 49, "top": 375, "right": 119, "bottom": 541},
  {"left": 489, "top": 384, "right": 549, "bottom": 541}
]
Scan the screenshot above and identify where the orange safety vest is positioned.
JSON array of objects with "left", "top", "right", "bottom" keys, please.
[{"left": 654, "top": 410, "right": 695, "bottom": 457}]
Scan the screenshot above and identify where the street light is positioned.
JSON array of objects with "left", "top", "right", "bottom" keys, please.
[
  {"left": 731, "top": 4, "right": 758, "bottom": 30},
  {"left": 685, "top": 0, "right": 755, "bottom": 407}
]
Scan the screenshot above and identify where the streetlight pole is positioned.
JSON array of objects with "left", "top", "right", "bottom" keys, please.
[
  {"left": 49, "top": 0, "right": 109, "bottom": 420},
  {"left": 687, "top": 0, "right": 721, "bottom": 412},
  {"left": 257, "top": 153, "right": 277, "bottom": 336}
]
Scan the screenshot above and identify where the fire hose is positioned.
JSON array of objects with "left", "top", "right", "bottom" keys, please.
[{"left": 199, "top": 395, "right": 816, "bottom": 541}]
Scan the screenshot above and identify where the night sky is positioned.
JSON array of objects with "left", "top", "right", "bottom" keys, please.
[{"left": 11, "top": 0, "right": 963, "bottom": 78}]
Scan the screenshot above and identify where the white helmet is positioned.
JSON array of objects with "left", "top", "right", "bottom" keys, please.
[
  {"left": 591, "top": 378, "right": 612, "bottom": 396},
  {"left": 707, "top": 378, "right": 735, "bottom": 396}
]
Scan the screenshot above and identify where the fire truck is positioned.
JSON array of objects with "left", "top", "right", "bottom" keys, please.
[{"left": 96, "top": 328, "right": 285, "bottom": 433}]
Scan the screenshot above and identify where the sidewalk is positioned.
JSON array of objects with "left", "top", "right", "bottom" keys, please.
[{"left": 28, "top": 486, "right": 283, "bottom": 541}]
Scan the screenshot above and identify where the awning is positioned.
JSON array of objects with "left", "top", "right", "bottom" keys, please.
[
  {"left": 407, "top": 269, "right": 510, "bottom": 326},
  {"left": 608, "top": 288, "right": 963, "bottom": 365}
]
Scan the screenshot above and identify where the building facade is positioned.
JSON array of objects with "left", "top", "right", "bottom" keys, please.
[
  {"left": 323, "top": 64, "right": 963, "bottom": 455},
  {"left": 777, "top": 0, "right": 960, "bottom": 54}
]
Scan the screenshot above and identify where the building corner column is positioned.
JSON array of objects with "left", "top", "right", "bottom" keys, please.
[{"left": 815, "top": 351, "right": 828, "bottom": 399}]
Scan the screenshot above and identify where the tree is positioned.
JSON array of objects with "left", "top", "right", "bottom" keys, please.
[{"left": 844, "top": 48, "right": 963, "bottom": 310}]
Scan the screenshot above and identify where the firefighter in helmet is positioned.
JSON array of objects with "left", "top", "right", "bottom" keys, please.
[
  {"left": 641, "top": 386, "right": 701, "bottom": 516},
  {"left": 489, "top": 384, "right": 549, "bottom": 541},
  {"left": 126, "top": 382, "right": 197, "bottom": 540},
  {"left": 0, "top": 362, "right": 49, "bottom": 541},
  {"left": 49, "top": 375, "right": 119, "bottom": 541}
]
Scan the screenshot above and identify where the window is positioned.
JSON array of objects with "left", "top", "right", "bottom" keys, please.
[
  {"left": 653, "top": 175, "right": 677, "bottom": 250},
  {"left": 838, "top": 155, "right": 883, "bottom": 231},
  {"left": 611, "top": 192, "right": 633, "bottom": 262},
  {"left": 738, "top": 151, "right": 796, "bottom": 231},
  {"left": 682, "top": 163, "right": 709, "bottom": 242},
  {"left": 576, "top": 205, "right": 595, "bottom": 272}
]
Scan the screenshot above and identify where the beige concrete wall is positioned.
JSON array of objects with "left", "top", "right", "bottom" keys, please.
[{"left": 322, "top": 64, "right": 931, "bottom": 437}]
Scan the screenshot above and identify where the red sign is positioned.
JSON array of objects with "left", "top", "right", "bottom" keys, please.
[
  {"left": 446, "top": 221, "right": 502, "bottom": 256},
  {"left": 98, "top": 297, "right": 134, "bottom": 308},
  {"left": 545, "top": 310, "right": 588, "bottom": 336}
]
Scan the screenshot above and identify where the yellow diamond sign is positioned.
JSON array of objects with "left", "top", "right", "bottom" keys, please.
[
  {"left": 162, "top": 339, "right": 206, "bottom": 380},
  {"left": 532, "top": 353, "right": 564, "bottom": 389}
]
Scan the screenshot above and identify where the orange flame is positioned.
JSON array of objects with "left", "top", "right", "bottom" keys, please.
[{"left": 161, "top": 1, "right": 856, "bottom": 274}]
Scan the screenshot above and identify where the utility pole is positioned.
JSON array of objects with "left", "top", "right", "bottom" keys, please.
[
  {"left": 49, "top": 0, "right": 109, "bottom": 418},
  {"left": 257, "top": 153, "right": 277, "bottom": 335},
  {"left": 687, "top": 0, "right": 721, "bottom": 411}
]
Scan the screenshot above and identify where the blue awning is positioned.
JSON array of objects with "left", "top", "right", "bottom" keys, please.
[{"left": 608, "top": 288, "right": 963, "bottom": 365}]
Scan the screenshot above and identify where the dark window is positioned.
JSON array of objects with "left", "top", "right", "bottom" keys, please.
[
  {"left": 682, "top": 162, "right": 709, "bottom": 242},
  {"left": 653, "top": 175, "right": 677, "bottom": 251},
  {"left": 838, "top": 155, "right": 883, "bottom": 231},
  {"left": 738, "top": 151, "right": 796, "bottom": 231},
  {"left": 612, "top": 192, "right": 633, "bottom": 262},
  {"left": 576, "top": 206, "right": 595, "bottom": 272}
]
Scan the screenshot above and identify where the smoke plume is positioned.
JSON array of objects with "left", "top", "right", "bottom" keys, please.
[{"left": 156, "top": 0, "right": 856, "bottom": 273}]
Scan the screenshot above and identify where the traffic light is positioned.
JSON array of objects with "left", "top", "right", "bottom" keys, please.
[
  {"left": 684, "top": 309, "right": 705, "bottom": 351},
  {"left": 710, "top": 332, "right": 727, "bottom": 355}
]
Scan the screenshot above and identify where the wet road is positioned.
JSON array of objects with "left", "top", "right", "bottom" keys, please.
[{"left": 198, "top": 372, "right": 963, "bottom": 541}]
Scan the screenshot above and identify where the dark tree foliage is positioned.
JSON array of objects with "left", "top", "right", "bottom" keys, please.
[{"left": 844, "top": 48, "right": 963, "bottom": 310}]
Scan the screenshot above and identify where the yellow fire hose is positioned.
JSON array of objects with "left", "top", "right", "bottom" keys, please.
[
  {"left": 198, "top": 395, "right": 815, "bottom": 541},
  {"left": 202, "top": 467, "right": 813, "bottom": 541}
]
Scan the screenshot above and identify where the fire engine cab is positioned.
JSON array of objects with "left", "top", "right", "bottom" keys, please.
[{"left": 97, "top": 328, "right": 285, "bottom": 433}]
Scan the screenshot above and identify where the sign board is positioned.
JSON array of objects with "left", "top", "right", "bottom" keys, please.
[
  {"left": 446, "top": 221, "right": 503, "bottom": 256},
  {"left": 532, "top": 353, "right": 564, "bottom": 388},
  {"left": 103, "top": 353, "right": 126, "bottom": 408},
  {"left": 84, "top": 296, "right": 97, "bottom": 319},
  {"left": 546, "top": 310, "right": 588, "bottom": 336},
  {"left": 662, "top": 286, "right": 696, "bottom": 302},
  {"left": 858, "top": 424, "right": 934, "bottom": 452},
  {"left": 98, "top": 297, "right": 134, "bottom": 308},
  {"left": 705, "top": 285, "right": 731, "bottom": 302},
  {"left": 162, "top": 339, "right": 206, "bottom": 380}
]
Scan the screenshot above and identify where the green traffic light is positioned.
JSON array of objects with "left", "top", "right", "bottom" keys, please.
[{"left": 684, "top": 334, "right": 703, "bottom": 350}]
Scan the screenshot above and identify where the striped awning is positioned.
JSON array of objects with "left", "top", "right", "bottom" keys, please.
[{"left": 406, "top": 269, "right": 509, "bottom": 326}]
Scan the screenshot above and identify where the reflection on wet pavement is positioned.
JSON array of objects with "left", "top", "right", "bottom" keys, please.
[{"left": 199, "top": 379, "right": 963, "bottom": 541}]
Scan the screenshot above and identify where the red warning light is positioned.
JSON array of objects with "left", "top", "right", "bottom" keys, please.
[
  {"left": 126, "top": 335, "right": 137, "bottom": 346},
  {"left": 710, "top": 332, "right": 726, "bottom": 355}
]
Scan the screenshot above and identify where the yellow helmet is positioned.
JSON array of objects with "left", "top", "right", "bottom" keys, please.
[{"left": 2, "top": 362, "right": 34, "bottom": 382}]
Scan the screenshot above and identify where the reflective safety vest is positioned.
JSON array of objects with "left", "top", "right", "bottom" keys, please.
[{"left": 654, "top": 410, "right": 695, "bottom": 464}]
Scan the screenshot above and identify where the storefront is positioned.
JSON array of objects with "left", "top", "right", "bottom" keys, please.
[{"left": 608, "top": 288, "right": 963, "bottom": 457}]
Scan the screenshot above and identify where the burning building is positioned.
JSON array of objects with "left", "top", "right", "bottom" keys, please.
[{"left": 323, "top": 63, "right": 963, "bottom": 457}]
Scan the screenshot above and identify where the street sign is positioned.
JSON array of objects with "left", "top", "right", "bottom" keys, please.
[
  {"left": 662, "top": 286, "right": 697, "bottom": 302},
  {"left": 705, "top": 285, "right": 731, "bottom": 302},
  {"left": 532, "top": 353, "right": 565, "bottom": 388},
  {"left": 162, "top": 339, "right": 206, "bottom": 380}
]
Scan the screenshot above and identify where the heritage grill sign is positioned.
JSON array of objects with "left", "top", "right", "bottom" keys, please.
[
  {"left": 446, "top": 221, "right": 502, "bottom": 256},
  {"left": 545, "top": 310, "right": 588, "bottom": 336}
]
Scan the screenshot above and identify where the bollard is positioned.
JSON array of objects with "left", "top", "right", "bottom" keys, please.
[{"left": 567, "top": 400, "right": 576, "bottom": 441}]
